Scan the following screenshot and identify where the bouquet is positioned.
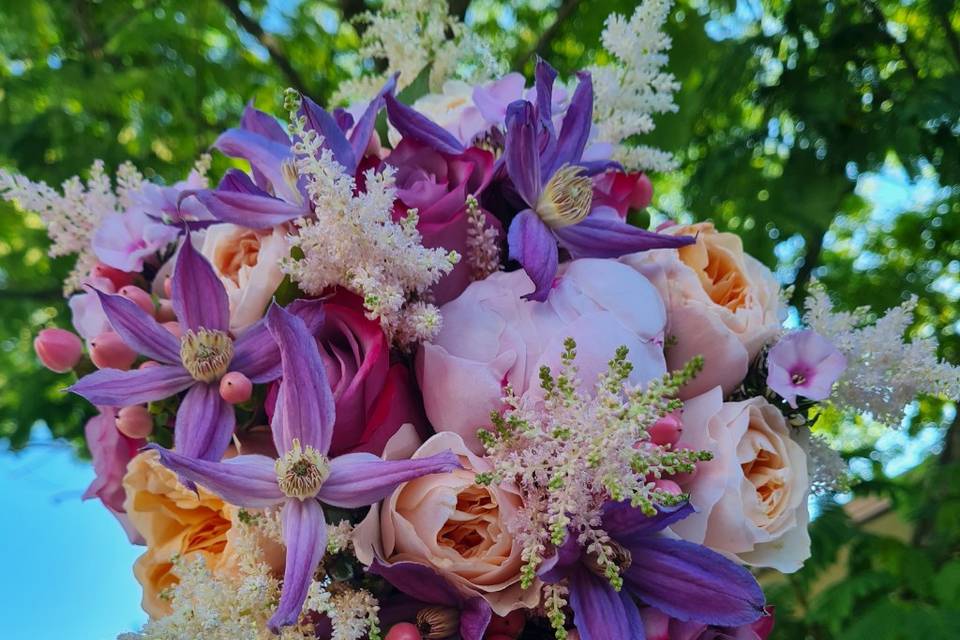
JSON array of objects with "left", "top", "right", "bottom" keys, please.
[{"left": 5, "top": 1, "right": 959, "bottom": 639}]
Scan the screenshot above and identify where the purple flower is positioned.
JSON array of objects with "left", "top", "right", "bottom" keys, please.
[
  {"left": 69, "top": 234, "right": 325, "bottom": 461},
  {"left": 198, "top": 81, "right": 394, "bottom": 229},
  {"left": 146, "top": 303, "right": 461, "bottom": 632},
  {"left": 501, "top": 60, "right": 695, "bottom": 301},
  {"left": 539, "top": 502, "right": 766, "bottom": 640},
  {"left": 766, "top": 330, "right": 847, "bottom": 409}
]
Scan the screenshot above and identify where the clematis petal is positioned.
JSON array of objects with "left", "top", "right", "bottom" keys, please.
[
  {"left": 549, "top": 71, "right": 594, "bottom": 175},
  {"left": 602, "top": 501, "right": 695, "bottom": 547},
  {"left": 268, "top": 499, "right": 328, "bottom": 633},
  {"left": 385, "top": 92, "right": 465, "bottom": 155},
  {"left": 369, "top": 560, "right": 461, "bottom": 607},
  {"left": 173, "top": 383, "right": 236, "bottom": 462},
  {"left": 171, "top": 233, "right": 230, "bottom": 332},
  {"left": 198, "top": 170, "right": 305, "bottom": 228},
  {"left": 266, "top": 303, "right": 335, "bottom": 454},
  {"left": 299, "top": 95, "right": 357, "bottom": 172},
  {"left": 317, "top": 450, "right": 461, "bottom": 508},
  {"left": 213, "top": 127, "right": 298, "bottom": 203},
  {"left": 504, "top": 100, "right": 542, "bottom": 207},
  {"left": 625, "top": 537, "right": 766, "bottom": 627},
  {"left": 146, "top": 445, "right": 284, "bottom": 508},
  {"left": 241, "top": 101, "right": 290, "bottom": 146},
  {"left": 555, "top": 208, "right": 695, "bottom": 259},
  {"left": 233, "top": 298, "right": 326, "bottom": 383},
  {"left": 534, "top": 58, "right": 559, "bottom": 137},
  {"left": 94, "top": 289, "right": 180, "bottom": 364},
  {"left": 568, "top": 568, "right": 645, "bottom": 640},
  {"left": 538, "top": 533, "right": 583, "bottom": 583},
  {"left": 348, "top": 75, "right": 396, "bottom": 164},
  {"left": 459, "top": 597, "right": 494, "bottom": 640},
  {"left": 507, "top": 209, "right": 559, "bottom": 302},
  {"left": 69, "top": 365, "right": 193, "bottom": 406}
]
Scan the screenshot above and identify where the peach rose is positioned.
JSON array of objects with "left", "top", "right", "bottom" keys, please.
[
  {"left": 201, "top": 223, "right": 287, "bottom": 332},
  {"left": 624, "top": 222, "right": 784, "bottom": 398},
  {"left": 123, "top": 451, "right": 237, "bottom": 617},
  {"left": 354, "top": 431, "right": 538, "bottom": 616},
  {"left": 670, "top": 387, "right": 810, "bottom": 573}
]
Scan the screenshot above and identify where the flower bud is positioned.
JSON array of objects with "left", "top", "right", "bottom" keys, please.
[
  {"left": 155, "top": 299, "right": 176, "bottom": 322},
  {"left": 139, "top": 360, "right": 160, "bottom": 369},
  {"left": 119, "top": 286, "right": 155, "bottom": 316},
  {"left": 384, "top": 622, "right": 421, "bottom": 640},
  {"left": 648, "top": 413, "right": 682, "bottom": 447},
  {"left": 219, "top": 371, "right": 253, "bottom": 404},
  {"left": 163, "top": 275, "right": 172, "bottom": 298},
  {"left": 89, "top": 331, "right": 137, "bottom": 370},
  {"left": 34, "top": 328, "right": 83, "bottom": 373},
  {"left": 653, "top": 479, "right": 683, "bottom": 496},
  {"left": 115, "top": 405, "right": 153, "bottom": 439},
  {"left": 92, "top": 262, "right": 135, "bottom": 289}
]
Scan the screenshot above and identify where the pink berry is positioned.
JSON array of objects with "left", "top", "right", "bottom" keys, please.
[
  {"left": 163, "top": 276, "right": 173, "bottom": 298},
  {"left": 115, "top": 405, "right": 153, "bottom": 439},
  {"left": 648, "top": 413, "right": 682, "bottom": 447},
  {"left": 92, "top": 262, "right": 134, "bottom": 289},
  {"left": 220, "top": 372, "right": 253, "bottom": 404},
  {"left": 384, "top": 622, "right": 421, "bottom": 640},
  {"left": 485, "top": 610, "right": 525, "bottom": 637},
  {"left": 89, "top": 331, "right": 137, "bottom": 370},
  {"left": 34, "top": 328, "right": 83, "bottom": 373},
  {"left": 139, "top": 360, "right": 160, "bottom": 369},
  {"left": 163, "top": 321, "right": 183, "bottom": 339},
  {"left": 630, "top": 173, "right": 653, "bottom": 210},
  {"left": 155, "top": 299, "right": 176, "bottom": 322},
  {"left": 119, "top": 286, "right": 155, "bottom": 316},
  {"left": 653, "top": 479, "right": 683, "bottom": 496}
]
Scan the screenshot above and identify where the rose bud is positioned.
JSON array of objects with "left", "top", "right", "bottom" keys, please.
[
  {"left": 92, "top": 262, "right": 135, "bottom": 289},
  {"left": 89, "top": 331, "right": 137, "bottom": 370},
  {"left": 115, "top": 405, "right": 153, "bottom": 439},
  {"left": 34, "top": 328, "right": 83, "bottom": 373},
  {"left": 648, "top": 413, "right": 682, "bottom": 447},
  {"left": 119, "top": 285, "right": 155, "bottom": 316},
  {"left": 384, "top": 622, "right": 421, "bottom": 640},
  {"left": 219, "top": 371, "right": 253, "bottom": 405}
]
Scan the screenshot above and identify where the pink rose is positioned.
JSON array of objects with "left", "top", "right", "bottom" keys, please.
[
  {"left": 82, "top": 408, "right": 145, "bottom": 544},
  {"left": 354, "top": 431, "right": 539, "bottom": 616},
  {"left": 592, "top": 171, "right": 653, "bottom": 218},
  {"left": 670, "top": 387, "right": 810, "bottom": 572},
  {"left": 418, "top": 258, "right": 667, "bottom": 453},
  {"left": 623, "top": 222, "right": 784, "bottom": 398},
  {"left": 387, "top": 140, "right": 499, "bottom": 303}
]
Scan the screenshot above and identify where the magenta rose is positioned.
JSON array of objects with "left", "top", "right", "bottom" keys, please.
[
  {"left": 82, "top": 408, "right": 145, "bottom": 543},
  {"left": 592, "top": 171, "right": 654, "bottom": 219},
  {"left": 386, "top": 140, "right": 499, "bottom": 303},
  {"left": 267, "top": 297, "right": 426, "bottom": 457}
]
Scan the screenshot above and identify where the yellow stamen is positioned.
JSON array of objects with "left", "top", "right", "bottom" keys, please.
[
  {"left": 275, "top": 439, "right": 330, "bottom": 500},
  {"left": 180, "top": 329, "right": 234, "bottom": 382},
  {"left": 536, "top": 164, "right": 593, "bottom": 228}
]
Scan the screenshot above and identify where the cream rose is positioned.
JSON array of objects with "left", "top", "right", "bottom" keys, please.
[
  {"left": 623, "top": 222, "right": 784, "bottom": 398},
  {"left": 123, "top": 451, "right": 236, "bottom": 617},
  {"left": 354, "top": 431, "right": 538, "bottom": 616},
  {"left": 670, "top": 387, "right": 810, "bottom": 572},
  {"left": 200, "top": 223, "right": 287, "bottom": 332}
]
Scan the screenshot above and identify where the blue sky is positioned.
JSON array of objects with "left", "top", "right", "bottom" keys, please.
[{"left": 0, "top": 425, "right": 146, "bottom": 640}]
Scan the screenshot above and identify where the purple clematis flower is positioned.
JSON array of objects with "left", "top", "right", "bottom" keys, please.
[
  {"left": 198, "top": 81, "right": 395, "bottom": 230},
  {"left": 501, "top": 60, "right": 695, "bottom": 301},
  {"left": 69, "top": 234, "right": 325, "bottom": 461},
  {"left": 540, "top": 501, "right": 766, "bottom": 640},
  {"left": 146, "top": 303, "right": 462, "bottom": 633},
  {"left": 766, "top": 330, "right": 846, "bottom": 409}
]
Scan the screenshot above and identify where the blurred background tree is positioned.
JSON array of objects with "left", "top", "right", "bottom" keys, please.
[{"left": 1, "top": 0, "right": 958, "bottom": 637}]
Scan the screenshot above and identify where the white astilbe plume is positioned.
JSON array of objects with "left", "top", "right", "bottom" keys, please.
[
  {"left": 590, "top": 0, "right": 680, "bottom": 172},
  {"left": 281, "top": 93, "right": 458, "bottom": 344},
  {"left": 305, "top": 583, "right": 381, "bottom": 640},
  {"left": 0, "top": 160, "right": 140, "bottom": 294},
  {"left": 804, "top": 283, "right": 960, "bottom": 425},
  {"left": 334, "top": 0, "right": 502, "bottom": 104}
]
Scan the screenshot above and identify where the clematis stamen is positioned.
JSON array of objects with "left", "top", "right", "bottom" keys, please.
[
  {"left": 536, "top": 164, "right": 593, "bottom": 229},
  {"left": 180, "top": 328, "right": 234, "bottom": 382},
  {"left": 275, "top": 439, "right": 330, "bottom": 500}
]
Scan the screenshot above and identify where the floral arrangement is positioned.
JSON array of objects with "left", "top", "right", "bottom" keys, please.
[{"left": 5, "top": 1, "right": 960, "bottom": 639}]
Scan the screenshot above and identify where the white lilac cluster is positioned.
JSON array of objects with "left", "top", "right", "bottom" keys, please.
[
  {"left": 590, "top": 0, "right": 680, "bottom": 172},
  {"left": 804, "top": 283, "right": 960, "bottom": 424},
  {"left": 281, "top": 92, "right": 458, "bottom": 343},
  {"left": 334, "top": 0, "right": 501, "bottom": 104},
  {"left": 0, "top": 160, "right": 140, "bottom": 293}
]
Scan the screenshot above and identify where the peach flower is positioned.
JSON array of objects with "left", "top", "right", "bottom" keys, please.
[
  {"left": 123, "top": 451, "right": 237, "bottom": 617},
  {"left": 624, "top": 222, "right": 784, "bottom": 398},
  {"left": 670, "top": 387, "right": 810, "bottom": 572},
  {"left": 354, "top": 431, "right": 538, "bottom": 616},
  {"left": 201, "top": 223, "right": 287, "bottom": 332}
]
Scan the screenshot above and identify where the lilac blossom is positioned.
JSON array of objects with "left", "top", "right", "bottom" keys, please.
[
  {"left": 539, "top": 502, "right": 766, "bottom": 640},
  {"left": 501, "top": 60, "right": 694, "bottom": 301},
  {"left": 766, "top": 330, "right": 847, "bottom": 409},
  {"left": 69, "top": 234, "right": 325, "bottom": 461},
  {"left": 146, "top": 303, "right": 461, "bottom": 632},
  {"left": 198, "top": 81, "right": 393, "bottom": 229}
]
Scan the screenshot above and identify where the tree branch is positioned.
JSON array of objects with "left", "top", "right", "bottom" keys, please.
[
  {"left": 514, "top": 0, "right": 583, "bottom": 69},
  {"left": 863, "top": 0, "right": 921, "bottom": 81},
  {"left": 789, "top": 227, "right": 827, "bottom": 309},
  {"left": 218, "top": 0, "right": 315, "bottom": 96},
  {"left": 938, "top": 10, "right": 960, "bottom": 71}
]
